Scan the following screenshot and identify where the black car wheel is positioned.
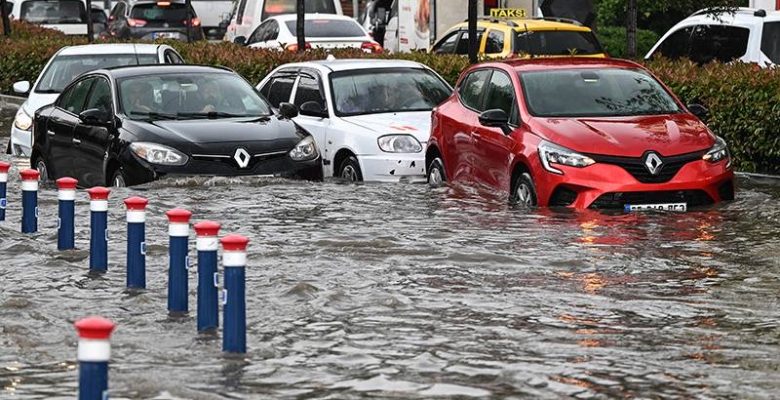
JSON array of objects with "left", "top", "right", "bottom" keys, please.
[
  {"left": 32, "top": 156, "right": 51, "bottom": 184},
  {"left": 339, "top": 156, "right": 363, "bottom": 183},
  {"left": 427, "top": 157, "right": 446, "bottom": 188},
  {"left": 110, "top": 169, "right": 127, "bottom": 188},
  {"left": 511, "top": 172, "right": 538, "bottom": 207}
]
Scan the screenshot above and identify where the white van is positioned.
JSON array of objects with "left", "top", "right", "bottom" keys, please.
[
  {"left": 223, "top": 0, "right": 342, "bottom": 42},
  {"left": 10, "top": 0, "right": 91, "bottom": 35}
]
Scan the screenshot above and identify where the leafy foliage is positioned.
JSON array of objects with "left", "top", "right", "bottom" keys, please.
[
  {"left": 597, "top": 26, "right": 658, "bottom": 58},
  {"left": 595, "top": 0, "right": 748, "bottom": 35}
]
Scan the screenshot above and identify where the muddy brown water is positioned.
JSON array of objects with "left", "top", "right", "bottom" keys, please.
[{"left": 1, "top": 110, "right": 780, "bottom": 399}]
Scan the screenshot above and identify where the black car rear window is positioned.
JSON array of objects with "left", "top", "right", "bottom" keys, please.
[
  {"left": 283, "top": 19, "right": 365, "bottom": 38},
  {"left": 514, "top": 30, "right": 603, "bottom": 56},
  {"left": 130, "top": 2, "right": 192, "bottom": 23},
  {"left": 21, "top": 0, "right": 86, "bottom": 24}
]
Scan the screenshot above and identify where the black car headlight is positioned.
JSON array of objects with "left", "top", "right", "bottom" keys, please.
[
  {"left": 702, "top": 136, "right": 731, "bottom": 167},
  {"left": 538, "top": 140, "right": 595, "bottom": 175},
  {"left": 289, "top": 136, "right": 318, "bottom": 161},
  {"left": 130, "top": 142, "right": 188, "bottom": 166}
]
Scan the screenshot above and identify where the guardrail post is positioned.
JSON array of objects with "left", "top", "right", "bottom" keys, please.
[
  {"left": 166, "top": 209, "right": 192, "bottom": 314},
  {"left": 20, "top": 169, "right": 39, "bottom": 233},
  {"left": 57, "top": 177, "right": 78, "bottom": 250},
  {"left": 195, "top": 221, "right": 221, "bottom": 333},
  {"left": 221, "top": 234, "right": 248, "bottom": 353},
  {"left": 75, "top": 316, "right": 115, "bottom": 400},
  {"left": 124, "top": 197, "right": 148, "bottom": 289},
  {"left": 87, "top": 187, "right": 110, "bottom": 272}
]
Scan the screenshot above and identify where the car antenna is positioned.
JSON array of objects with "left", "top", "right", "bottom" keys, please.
[
  {"left": 524, "top": 23, "right": 533, "bottom": 58},
  {"left": 133, "top": 43, "right": 141, "bottom": 65}
]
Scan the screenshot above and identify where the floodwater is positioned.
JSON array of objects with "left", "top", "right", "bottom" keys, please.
[{"left": 1, "top": 110, "right": 780, "bottom": 399}]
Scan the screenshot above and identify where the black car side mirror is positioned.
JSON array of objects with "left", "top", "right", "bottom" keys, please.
[
  {"left": 234, "top": 36, "right": 246, "bottom": 46},
  {"left": 299, "top": 101, "right": 328, "bottom": 118},
  {"left": 278, "top": 102, "right": 299, "bottom": 120},
  {"left": 479, "top": 109, "right": 512, "bottom": 135},
  {"left": 688, "top": 103, "right": 709, "bottom": 121},
  {"left": 79, "top": 108, "right": 111, "bottom": 126}
]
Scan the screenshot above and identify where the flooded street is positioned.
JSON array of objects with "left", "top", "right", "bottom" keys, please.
[{"left": 1, "top": 110, "right": 780, "bottom": 398}]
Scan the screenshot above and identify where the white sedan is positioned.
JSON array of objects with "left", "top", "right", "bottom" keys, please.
[
  {"left": 257, "top": 59, "right": 453, "bottom": 182},
  {"left": 9, "top": 43, "right": 184, "bottom": 156},
  {"left": 240, "top": 13, "right": 383, "bottom": 53}
]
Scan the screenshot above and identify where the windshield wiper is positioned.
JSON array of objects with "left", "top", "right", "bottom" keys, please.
[
  {"left": 129, "top": 111, "right": 179, "bottom": 120},
  {"left": 177, "top": 111, "right": 255, "bottom": 119}
]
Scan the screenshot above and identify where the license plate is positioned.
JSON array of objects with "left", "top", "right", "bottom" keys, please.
[
  {"left": 625, "top": 202, "right": 687, "bottom": 212},
  {"left": 153, "top": 32, "right": 181, "bottom": 39}
]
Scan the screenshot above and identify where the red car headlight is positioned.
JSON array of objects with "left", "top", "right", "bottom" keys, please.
[{"left": 538, "top": 140, "right": 595, "bottom": 175}]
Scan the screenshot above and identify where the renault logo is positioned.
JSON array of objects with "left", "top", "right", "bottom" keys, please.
[
  {"left": 233, "top": 148, "right": 251, "bottom": 169},
  {"left": 644, "top": 152, "right": 663, "bottom": 175}
]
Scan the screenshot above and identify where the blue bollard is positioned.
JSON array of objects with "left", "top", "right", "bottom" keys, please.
[
  {"left": 195, "top": 221, "right": 221, "bottom": 333},
  {"left": 75, "top": 316, "right": 115, "bottom": 400},
  {"left": 20, "top": 169, "right": 39, "bottom": 233},
  {"left": 0, "top": 161, "right": 9, "bottom": 222},
  {"left": 57, "top": 177, "right": 78, "bottom": 250},
  {"left": 166, "top": 209, "right": 192, "bottom": 314},
  {"left": 221, "top": 234, "right": 249, "bottom": 353},
  {"left": 124, "top": 197, "right": 149, "bottom": 289},
  {"left": 87, "top": 187, "right": 110, "bottom": 272}
]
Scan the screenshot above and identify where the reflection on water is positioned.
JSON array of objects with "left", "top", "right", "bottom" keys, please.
[{"left": 1, "top": 118, "right": 780, "bottom": 397}]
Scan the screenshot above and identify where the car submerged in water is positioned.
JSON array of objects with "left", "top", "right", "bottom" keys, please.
[{"left": 31, "top": 65, "right": 321, "bottom": 187}]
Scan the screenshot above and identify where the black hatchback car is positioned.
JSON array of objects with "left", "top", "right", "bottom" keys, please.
[
  {"left": 31, "top": 65, "right": 322, "bottom": 187},
  {"left": 107, "top": 0, "right": 204, "bottom": 41}
]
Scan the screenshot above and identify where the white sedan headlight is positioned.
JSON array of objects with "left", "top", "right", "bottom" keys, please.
[
  {"left": 14, "top": 108, "right": 33, "bottom": 131},
  {"left": 538, "top": 140, "right": 595, "bottom": 175},
  {"left": 377, "top": 134, "right": 422, "bottom": 153},
  {"left": 130, "top": 142, "right": 188, "bottom": 166},
  {"left": 289, "top": 136, "right": 319, "bottom": 161}
]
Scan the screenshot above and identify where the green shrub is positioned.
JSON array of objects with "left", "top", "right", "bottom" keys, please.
[
  {"left": 2, "top": 21, "right": 778, "bottom": 173},
  {"left": 597, "top": 26, "right": 659, "bottom": 59}
]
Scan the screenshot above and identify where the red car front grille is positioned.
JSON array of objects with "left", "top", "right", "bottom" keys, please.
[{"left": 587, "top": 150, "right": 707, "bottom": 184}]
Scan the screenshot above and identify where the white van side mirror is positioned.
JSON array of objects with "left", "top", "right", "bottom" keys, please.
[{"left": 13, "top": 81, "right": 31, "bottom": 94}]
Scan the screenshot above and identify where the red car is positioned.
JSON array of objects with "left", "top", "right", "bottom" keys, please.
[{"left": 426, "top": 58, "right": 735, "bottom": 210}]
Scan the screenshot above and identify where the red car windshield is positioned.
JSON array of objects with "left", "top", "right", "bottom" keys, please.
[{"left": 520, "top": 68, "right": 681, "bottom": 118}]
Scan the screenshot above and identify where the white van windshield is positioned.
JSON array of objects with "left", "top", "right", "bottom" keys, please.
[
  {"left": 262, "top": 0, "right": 336, "bottom": 20},
  {"left": 21, "top": 0, "right": 86, "bottom": 24}
]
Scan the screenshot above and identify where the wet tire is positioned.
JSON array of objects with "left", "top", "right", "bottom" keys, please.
[
  {"left": 427, "top": 157, "right": 446, "bottom": 188},
  {"left": 110, "top": 169, "right": 127, "bottom": 188},
  {"left": 32, "top": 156, "right": 50, "bottom": 183},
  {"left": 510, "top": 172, "right": 538, "bottom": 207},
  {"left": 338, "top": 156, "right": 363, "bottom": 183}
]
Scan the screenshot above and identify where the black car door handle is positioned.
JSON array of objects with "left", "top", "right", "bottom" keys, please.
[
  {"left": 72, "top": 138, "right": 82, "bottom": 145},
  {"left": 47, "top": 130, "right": 56, "bottom": 137}
]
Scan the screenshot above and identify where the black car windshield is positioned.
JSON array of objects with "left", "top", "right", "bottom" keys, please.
[
  {"left": 21, "top": 0, "right": 86, "bottom": 24},
  {"left": 35, "top": 53, "right": 159, "bottom": 93},
  {"left": 331, "top": 68, "right": 452, "bottom": 116},
  {"left": 262, "top": 0, "right": 336, "bottom": 20},
  {"left": 118, "top": 73, "right": 271, "bottom": 119},
  {"left": 130, "top": 2, "right": 192, "bottom": 24},
  {"left": 283, "top": 19, "right": 365, "bottom": 38},
  {"left": 514, "top": 30, "right": 603, "bottom": 56},
  {"left": 520, "top": 68, "right": 682, "bottom": 118}
]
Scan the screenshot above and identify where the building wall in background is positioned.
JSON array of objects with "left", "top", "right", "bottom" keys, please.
[{"left": 750, "top": 0, "right": 780, "bottom": 10}]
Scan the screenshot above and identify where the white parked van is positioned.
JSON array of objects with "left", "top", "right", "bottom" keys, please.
[
  {"left": 10, "top": 0, "right": 91, "bottom": 35},
  {"left": 224, "top": 0, "right": 342, "bottom": 42}
]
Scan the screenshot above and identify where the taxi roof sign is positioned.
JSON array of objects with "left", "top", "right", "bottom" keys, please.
[{"left": 490, "top": 8, "right": 527, "bottom": 19}]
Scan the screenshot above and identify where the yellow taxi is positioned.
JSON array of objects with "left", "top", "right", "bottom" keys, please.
[{"left": 430, "top": 17, "right": 607, "bottom": 59}]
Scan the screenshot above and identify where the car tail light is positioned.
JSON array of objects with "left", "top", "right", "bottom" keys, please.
[
  {"left": 127, "top": 18, "right": 147, "bottom": 27},
  {"left": 361, "top": 41, "right": 383, "bottom": 53},
  {"left": 183, "top": 17, "right": 200, "bottom": 26},
  {"left": 285, "top": 42, "right": 312, "bottom": 52}
]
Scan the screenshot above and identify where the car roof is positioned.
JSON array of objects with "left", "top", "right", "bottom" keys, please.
[
  {"left": 451, "top": 18, "right": 592, "bottom": 33},
  {"left": 270, "top": 13, "right": 360, "bottom": 23},
  {"left": 679, "top": 7, "right": 780, "bottom": 25},
  {"left": 279, "top": 58, "right": 427, "bottom": 72},
  {"left": 57, "top": 44, "right": 163, "bottom": 56},
  {"left": 95, "top": 64, "right": 232, "bottom": 78},
  {"left": 481, "top": 57, "right": 644, "bottom": 73}
]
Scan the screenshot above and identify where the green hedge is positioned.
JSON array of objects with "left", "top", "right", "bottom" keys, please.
[
  {"left": 1, "top": 21, "right": 778, "bottom": 173},
  {"left": 597, "top": 26, "right": 659, "bottom": 59}
]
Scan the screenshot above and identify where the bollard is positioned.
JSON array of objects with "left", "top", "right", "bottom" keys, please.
[
  {"left": 124, "top": 197, "right": 148, "bottom": 289},
  {"left": 221, "top": 234, "right": 249, "bottom": 353},
  {"left": 57, "top": 177, "right": 78, "bottom": 250},
  {"left": 20, "top": 169, "right": 39, "bottom": 233},
  {"left": 194, "top": 221, "right": 221, "bottom": 333},
  {"left": 0, "top": 161, "right": 9, "bottom": 222},
  {"left": 166, "top": 209, "right": 192, "bottom": 314},
  {"left": 87, "top": 187, "right": 110, "bottom": 272},
  {"left": 75, "top": 316, "right": 115, "bottom": 400}
]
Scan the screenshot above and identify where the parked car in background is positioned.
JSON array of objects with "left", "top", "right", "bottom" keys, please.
[
  {"left": 91, "top": 5, "right": 109, "bottom": 38},
  {"left": 31, "top": 65, "right": 322, "bottom": 187},
  {"left": 257, "top": 59, "right": 452, "bottom": 182},
  {"left": 238, "top": 14, "right": 382, "bottom": 53},
  {"left": 189, "top": 0, "right": 234, "bottom": 39},
  {"left": 9, "top": 44, "right": 184, "bottom": 157},
  {"left": 224, "top": 0, "right": 342, "bottom": 43},
  {"left": 431, "top": 17, "right": 606, "bottom": 59},
  {"left": 426, "top": 58, "right": 735, "bottom": 210},
  {"left": 646, "top": 8, "right": 780, "bottom": 66},
  {"left": 106, "top": 0, "right": 204, "bottom": 41},
  {"left": 10, "top": 0, "right": 90, "bottom": 35}
]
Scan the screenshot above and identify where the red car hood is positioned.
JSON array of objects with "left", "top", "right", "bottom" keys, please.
[{"left": 528, "top": 113, "right": 715, "bottom": 157}]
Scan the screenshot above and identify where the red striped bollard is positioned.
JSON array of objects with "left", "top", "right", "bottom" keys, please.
[
  {"left": 124, "top": 197, "right": 148, "bottom": 289},
  {"left": 222, "top": 234, "right": 249, "bottom": 353},
  {"left": 166, "top": 209, "right": 192, "bottom": 314},
  {"left": 87, "top": 187, "right": 110, "bottom": 272},
  {"left": 20, "top": 169, "right": 39, "bottom": 233},
  {"left": 57, "top": 177, "right": 78, "bottom": 250},
  {"left": 195, "top": 221, "right": 220, "bottom": 333},
  {"left": 75, "top": 317, "right": 115, "bottom": 400},
  {"left": 0, "top": 161, "right": 9, "bottom": 221}
]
